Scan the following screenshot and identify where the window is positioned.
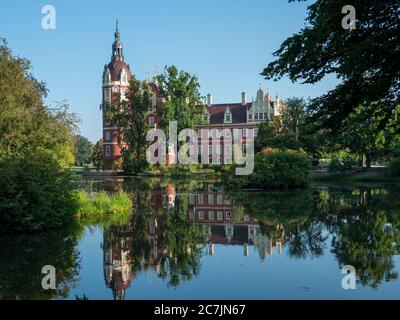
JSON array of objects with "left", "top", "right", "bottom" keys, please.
[
  {"left": 248, "top": 113, "right": 252, "bottom": 120},
  {"left": 198, "top": 130, "right": 203, "bottom": 138},
  {"left": 209, "top": 145, "right": 213, "bottom": 156},
  {"left": 216, "top": 145, "right": 221, "bottom": 155},
  {"left": 264, "top": 113, "right": 268, "bottom": 120},
  {"left": 217, "top": 211, "right": 223, "bottom": 221},
  {"left": 189, "top": 194, "right": 195, "bottom": 204},
  {"left": 209, "top": 211, "right": 215, "bottom": 220},
  {"left": 255, "top": 113, "right": 259, "bottom": 120},
  {"left": 105, "top": 146, "right": 111, "bottom": 157},
  {"left": 233, "top": 129, "right": 239, "bottom": 139},
  {"left": 243, "top": 128, "right": 248, "bottom": 137},
  {"left": 105, "top": 131, "right": 110, "bottom": 141},
  {"left": 149, "top": 116, "right": 154, "bottom": 127},
  {"left": 198, "top": 194, "right": 204, "bottom": 204},
  {"left": 198, "top": 211, "right": 204, "bottom": 220},
  {"left": 203, "top": 115, "right": 209, "bottom": 122},
  {"left": 225, "top": 145, "right": 231, "bottom": 155},
  {"left": 225, "top": 114, "right": 231, "bottom": 122},
  {"left": 208, "top": 194, "right": 214, "bottom": 204},
  {"left": 224, "top": 129, "right": 231, "bottom": 138},
  {"left": 259, "top": 113, "right": 263, "bottom": 120},
  {"left": 121, "top": 73, "right": 127, "bottom": 82},
  {"left": 254, "top": 128, "right": 258, "bottom": 137},
  {"left": 217, "top": 194, "right": 223, "bottom": 205},
  {"left": 226, "top": 212, "right": 232, "bottom": 220},
  {"left": 104, "top": 89, "right": 110, "bottom": 101}
]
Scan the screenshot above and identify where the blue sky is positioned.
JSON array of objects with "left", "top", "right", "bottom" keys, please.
[{"left": 1, "top": 0, "right": 337, "bottom": 143}]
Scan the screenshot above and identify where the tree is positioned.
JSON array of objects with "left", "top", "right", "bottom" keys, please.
[
  {"left": 255, "top": 98, "right": 326, "bottom": 157},
  {"left": 262, "top": 0, "right": 400, "bottom": 133},
  {"left": 107, "top": 74, "right": 151, "bottom": 174},
  {"left": 74, "top": 134, "right": 94, "bottom": 166},
  {"left": 156, "top": 65, "right": 207, "bottom": 133},
  {"left": 92, "top": 138, "right": 104, "bottom": 171},
  {"left": 0, "top": 40, "right": 79, "bottom": 233}
]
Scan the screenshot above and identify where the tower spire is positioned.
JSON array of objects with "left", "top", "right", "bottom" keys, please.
[{"left": 112, "top": 19, "right": 124, "bottom": 61}]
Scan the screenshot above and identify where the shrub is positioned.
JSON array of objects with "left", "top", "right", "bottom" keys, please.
[
  {"left": 0, "top": 152, "right": 78, "bottom": 233},
  {"left": 390, "top": 158, "right": 400, "bottom": 177},
  {"left": 328, "top": 156, "right": 355, "bottom": 172},
  {"left": 226, "top": 150, "right": 311, "bottom": 189}
]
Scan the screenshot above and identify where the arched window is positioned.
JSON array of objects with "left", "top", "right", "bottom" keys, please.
[
  {"left": 121, "top": 69, "right": 127, "bottom": 83},
  {"left": 104, "top": 69, "right": 111, "bottom": 83}
]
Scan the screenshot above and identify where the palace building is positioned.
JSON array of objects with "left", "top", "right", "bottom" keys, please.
[{"left": 101, "top": 22, "right": 285, "bottom": 170}]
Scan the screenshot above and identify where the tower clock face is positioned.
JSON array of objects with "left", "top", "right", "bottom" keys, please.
[{"left": 112, "top": 86, "right": 119, "bottom": 93}]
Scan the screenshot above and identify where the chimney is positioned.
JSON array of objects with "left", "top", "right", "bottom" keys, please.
[
  {"left": 207, "top": 93, "right": 213, "bottom": 106},
  {"left": 241, "top": 92, "right": 246, "bottom": 105}
]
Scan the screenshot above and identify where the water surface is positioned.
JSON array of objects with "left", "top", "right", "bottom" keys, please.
[{"left": 1, "top": 178, "right": 399, "bottom": 300}]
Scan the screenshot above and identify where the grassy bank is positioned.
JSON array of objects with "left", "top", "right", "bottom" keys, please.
[{"left": 74, "top": 190, "right": 132, "bottom": 225}]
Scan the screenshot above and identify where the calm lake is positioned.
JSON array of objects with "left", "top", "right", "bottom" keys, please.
[{"left": 1, "top": 177, "right": 400, "bottom": 300}]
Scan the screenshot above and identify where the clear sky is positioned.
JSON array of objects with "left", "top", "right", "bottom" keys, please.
[{"left": 1, "top": 0, "right": 337, "bottom": 143}]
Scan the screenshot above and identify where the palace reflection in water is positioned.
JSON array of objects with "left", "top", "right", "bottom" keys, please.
[
  {"left": 96, "top": 178, "right": 400, "bottom": 300},
  {"left": 1, "top": 178, "right": 399, "bottom": 300}
]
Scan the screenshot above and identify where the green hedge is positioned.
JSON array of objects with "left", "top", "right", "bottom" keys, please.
[{"left": 226, "top": 150, "right": 311, "bottom": 189}]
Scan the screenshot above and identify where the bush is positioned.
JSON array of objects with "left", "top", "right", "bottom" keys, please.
[
  {"left": 0, "top": 152, "right": 78, "bottom": 233},
  {"left": 226, "top": 150, "right": 311, "bottom": 189},
  {"left": 390, "top": 158, "right": 400, "bottom": 177},
  {"left": 328, "top": 156, "right": 355, "bottom": 172}
]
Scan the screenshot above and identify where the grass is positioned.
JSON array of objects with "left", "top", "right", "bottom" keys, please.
[{"left": 73, "top": 190, "right": 132, "bottom": 225}]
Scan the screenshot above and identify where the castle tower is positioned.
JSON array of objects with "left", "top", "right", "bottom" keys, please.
[{"left": 102, "top": 20, "right": 131, "bottom": 170}]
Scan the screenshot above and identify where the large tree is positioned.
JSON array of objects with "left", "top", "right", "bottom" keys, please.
[
  {"left": 74, "top": 134, "right": 94, "bottom": 166},
  {"left": 262, "top": 0, "right": 400, "bottom": 133},
  {"left": 0, "top": 40, "right": 79, "bottom": 232},
  {"left": 107, "top": 74, "right": 151, "bottom": 174},
  {"left": 156, "top": 65, "right": 207, "bottom": 133}
]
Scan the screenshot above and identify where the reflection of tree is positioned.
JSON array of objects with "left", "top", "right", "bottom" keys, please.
[
  {"left": 331, "top": 209, "right": 400, "bottom": 288},
  {"left": 158, "top": 195, "right": 206, "bottom": 287},
  {"left": 230, "top": 189, "right": 327, "bottom": 258},
  {"left": 0, "top": 228, "right": 80, "bottom": 300}
]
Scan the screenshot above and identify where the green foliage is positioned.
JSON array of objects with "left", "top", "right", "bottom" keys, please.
[
  {"left": 74, "top": 190, "right": 132, "bottom": 225},
  {"left": 74, "top": 134, "right": 94, "bottom": 166},
  {"left": 0, "top": 152, "right": 79, "bottom": 233},
  {"left": 390, "top": 158, "right": 400, "bottom": 177},
  {"left": 92, "top": 139, "right": 104, "bottom": 171},
  {"left": 263, "top": 0, "right": 400, "bottom": 132},
  {"left": 107, "top": 74, "right": 151, "bottom": 174},
  {"left": 156, "top": 65, "right": 207, "bottom": 133},
  {"left": 226, "top": 150, "right": 311, "bottom": 189},
  {"left": 0, "top": 41, "right": 80, "bottom": 233},
  {"left": 255, "top": 98, "right": 326, "bottom": 158},
  {"left": 328, "top": 156, "right": 355, "bottom": 172}
]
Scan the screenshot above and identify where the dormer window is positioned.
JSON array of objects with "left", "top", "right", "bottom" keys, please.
[{"left": 224, "top": 108, "right": 232, "bottom": 124}]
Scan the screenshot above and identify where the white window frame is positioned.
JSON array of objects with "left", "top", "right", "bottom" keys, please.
[{"left": 105, "top": 146, "right": 111, "bottom": 157}]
